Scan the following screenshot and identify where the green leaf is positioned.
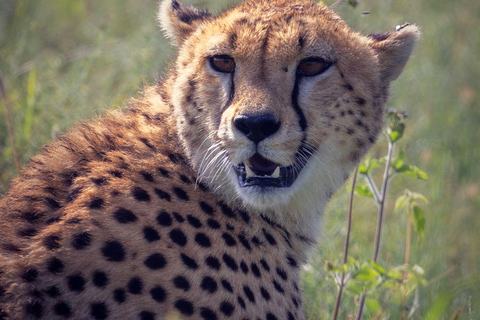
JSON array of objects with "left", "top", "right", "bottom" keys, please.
[
  {"left": 354, "top": 185, "right": 374, "bottom": 198},
  {"left": 412, "top": 206, "right": 426, "bottom": 239},
  {"left": 347, "top": 0, "right": 359, "bottom": 8},
  {"left": 369, "top": 261, "right": 386, "bottom": 275},
  {"left": 366, "top": 298, "right": 382, "bottom": 314},
  {"left": 398, "top": 165, "right": 428, "bottom": 180},
  {"left": 395, "top": 195, "right": 409, "bottom": 210},
  {"left": 411, "top": 192, "right": 429, "bottom": 204}
]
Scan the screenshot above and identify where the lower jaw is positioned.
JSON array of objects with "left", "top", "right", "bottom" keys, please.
[{"left": 233, "top": 163, "right": 298, "bottom": 188}]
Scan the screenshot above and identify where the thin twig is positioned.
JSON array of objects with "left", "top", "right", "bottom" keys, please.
[
  {"left": 330, "top": 0, "right": 345, "bottom": 9},
  {"left": 356, "top": 140, "right": 395, "bottom": 320},
  {"left": 0, "top": 70, "right": 21, "bottom": 171},
  {"left": 365, "top": 173, "right": 382, "bottom": 204},
  {"left": 332, "top": 168, "right": 359, "bottom": 320}
]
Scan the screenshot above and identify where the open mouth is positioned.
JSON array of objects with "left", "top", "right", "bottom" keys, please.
[{"left": 233, "top": 153, "right": 300, "bottom": 188}]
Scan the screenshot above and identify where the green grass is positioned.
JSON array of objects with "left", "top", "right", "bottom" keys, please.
[{"left": 1, "top": 0, "right": 479, "bottom": 319}]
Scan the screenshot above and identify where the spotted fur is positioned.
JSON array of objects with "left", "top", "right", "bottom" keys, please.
[{"left": 0, "top": 0, "right": 419, "bottom": 319}]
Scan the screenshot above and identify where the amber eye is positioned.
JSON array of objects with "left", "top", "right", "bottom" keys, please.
[
  {"left": 297, "top": 58, "right": 332, "bottom": 77},
  {"left": 209, "top": 55, "right": 235, "bottom": 73}
]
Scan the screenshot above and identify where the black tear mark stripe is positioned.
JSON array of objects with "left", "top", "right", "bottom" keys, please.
[
  {"left": 217, "top": 74, "right": 236, "bottom": 128},
  {"left": 291, "top": 77, "right": 308, "bottom": 131}
]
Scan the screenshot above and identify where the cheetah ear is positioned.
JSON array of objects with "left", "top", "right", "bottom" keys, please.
[
  {"left": 158, "top": 0, "right": 213, "bottom": 47},
  {"left": 369, "top": 24, "right": 421, "bottom": 83}
]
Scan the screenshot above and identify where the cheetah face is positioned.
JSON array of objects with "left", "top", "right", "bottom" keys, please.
[{"left": 160, "top": 0, "right": 419, "bottom": 210}]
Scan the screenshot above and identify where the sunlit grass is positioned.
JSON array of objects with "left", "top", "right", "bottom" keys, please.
[{"left": 1, "top": 0, "right": 479, "bottom": 318}]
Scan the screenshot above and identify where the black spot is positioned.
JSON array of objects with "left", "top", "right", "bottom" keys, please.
[
  {"left": 113, "top": 208, "right": 138, "bottom": 223},
  {"left": 344, "top": 84, "right": 354, "bottom": 91},
  {"left": 292, "top": 296, "right": 299, "bottom": 308},
  {"left": 128, "top": 277, "right": 143, "bottom": 294},
  {"left": 54, "top": 301, "right": 71, "bottom": 317},
  {"left": 26, "top": 301, "right": 43, "bottom": 318},
  {"left": 19, "top": 228, "right": 38, "bottom": 238},
  {"left": 288, "top": 311, "right": 295, "bottom": 320},
  {"left": 356, "top": 97, "right": 366, "bottom": 105},
  {"left": 30, "top": 289, "right": 43, "bottom": 298},
  {"left": 93, "top": 271, "right": 109, "bottom": 288},
  {"left": 260, "top": 259, "right": 270, "bottom": 272},
  {"left": 108, "top": 170, "right": 123, "bottom": 178},
  {"left": 173, "top": 212, "right": 185, "bottom": 223},
  {"left": 90, "top": 302, "right": 108, "bottom": 319},
  {"left": 45, "top": 286, "right": 61, "bottom": 298},
  {"left": 243, "top": 286, "right": 255, "bottom": 303},
  {"left": 287, "top": 256, "right": 298, "bottom": 268},
  {"left": 22, "top": 268, "right": 38, "bottom": 282},
  {"left": 46, "top": 217, "right": 61, "bottom": 225},
  {"left": 260, "top": 287, "right": 270, "bottom": 301},
  {"left": 139, "top": 137, "right": 155, "bottom": 150},
  {"left": 239, "top": 210, "right": 250, "bottom": 224},
  {"left": 252, "top": 236, "right": 261, "bottom": 246},
  {"left": 368, "top": 136, "right": 377, "bottom": 144},
  {"left": 238, "top": 234, "right": 251, "bottom": 251},
  {"left": 169, "top": 229, "right": 187, "bottom": 247},
  {"left": 195, "top": 233, "right": 211, "bottom": 247},
  {"left": 266, "top": 313, "right": 278, "bottom": 320},
  {"left": 347, "top": 128, "right": 355, "bottom": 135},
  {"left": 262, "top": 229, "right": 277, "bottom": 245},
  {"left": 44, "top": 235, "right": 62, "bottom": 250},
  {"left": 348, "top": 109, "right": 354, "bottom": 115},
  {"left": 200, "top": 307, "right": 218, "bottom": 320},
  {"left": 273, "top": 280, "right": 284, "bottom": 293},
  {"left": 207, "top": 218, "right": 221, "bottom": 229},
  {"left": 187, "top": 215, "right": 202, "bottom": 228},
  {"left": 88, "top": 197, "right": 104, "bottom": 209},
  {"left": 157, "top": 167, "right": 170, "bottom": 177},
  {"left": 91, "top": 177, "right": 108, "bottom": 186},
  {"left": 156, "top": 211, "right": 173, "bottom": 226},
  {"left": 173, "top": 276, "right": 190, "bottom": 291},
  {"left": 201, "top": 276, "right": 218, "bottom": 294},
  {"left": 72, "top": 232, "right": 91, "bottom": 250},
  {"left": 219, "top": 301, "right": 235, "bottom": 316},
  {"left": 240, "top": 261, "right": 249, "bottom": 274},
  {"left": 47, "top": 257, "right": 64, "bottom": 274},
  {"left": 222, "top": 233, "right": 237, "bottom": 246},
  {"left": 199, "top": 201, "right": 214, "bottom": 215},
  {"left": 150, "top": 286, "right": 167, "bottom": 303},
  {"left": 276, "top": 267, "right": 288, "bottom": 281},
  {"left": 113, "top": 288, "right": 126, "bottom": 304},
  {"left": 223, "top": 254, "right": 238, "bottom": 271},
  {"left": 173, "top": 187, "right": 189, "bottom": 201},
  {"left": 180, "top": 253, "right": 198, "bottom": 269},
  {"left": 140, "top": 311, "right": 155, "bottom": 320},
  {"left": 144, "top": 253, "right": 167, "bottom": 270},
  {"left": 154, "top": 188, "right": 171, "bottom": 202},
  {"left": 140, "top": 171, "right": 155, "bottom": 182},
  {"left": 251, "top": 263, "right": 261, "bottom": 278},
  {"left": 283, "top": 66, "right": 289, "bottom": 72},
  {"left": 45, "top": 197, "right": 61, "bottom": 210},
  {"left": 67, "top": 274, "right": 86, "bottom": 292},
  {"left": 179, "top": 174, "right": 192, "bottom": 184},
  {"left": 132, "top": 187, "right": 151, "bottom": 202},
  {"left": 226, "top": 223, "right": 234, "bottom": 231},
  {"left": 237, "top": 296, "right": 246, "bottom": 309},
  {"left": 175, "top": 299, "right": 194, "bottom": 316},
  {"left": 221, "top": 280, "right": 233, "bottom": 293},
  {"left": 219, "top": 202, "right": 235, "bottom": 218},
  {"left": 205, "top": 256, "right": 221, "bottom": 270},
  {"left": 143, "top": 227, "right": 160, "bottom": 242},
  {"left": 101, "top": 241, "right": 125, "bottom": 262}
]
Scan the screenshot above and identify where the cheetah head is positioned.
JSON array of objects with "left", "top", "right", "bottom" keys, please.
[{"left": 159, "top": 0, "right": 419, "bottom": 214}]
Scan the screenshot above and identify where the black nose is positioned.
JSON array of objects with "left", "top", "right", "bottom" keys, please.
[{"left": 234, "top": 114, "right": 281, "bottom": 144}]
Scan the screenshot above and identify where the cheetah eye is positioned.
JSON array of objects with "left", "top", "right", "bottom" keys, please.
[
  {"left": 209, "top": 55, "right": 236, "bottom": 73},
  {"left": 297, "top": 58, "right": 332, "bottom": 77}
]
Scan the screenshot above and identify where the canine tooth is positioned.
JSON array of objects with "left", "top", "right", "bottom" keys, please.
[
  {"left": 245, "top": 165, "right": 255, "bottom": 178},
  {"left": 271, "top": 167, "right": 280, "bottom": 178}
]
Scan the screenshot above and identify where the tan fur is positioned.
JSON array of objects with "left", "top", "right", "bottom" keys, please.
[{"left": 0, "top": 1, "right": 419, "bottom": 319}]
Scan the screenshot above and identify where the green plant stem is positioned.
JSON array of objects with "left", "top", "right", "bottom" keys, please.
[
  {"left": 356, "top": 140, "right": 395, "bottom": 320},
  {"left": 332, "top": 168, "right": 358, "bottom": 320},
  {"left": 0, "top": 70, "right": 21, "bottom": 171}
]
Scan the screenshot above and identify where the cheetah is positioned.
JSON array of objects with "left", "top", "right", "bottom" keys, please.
[{"left": 0, "top": 0, "right": 419, "bottom": 319}]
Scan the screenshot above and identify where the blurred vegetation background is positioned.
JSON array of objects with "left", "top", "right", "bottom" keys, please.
[{"left": 0, "top": 0, "right": 478, "bottom": 319}]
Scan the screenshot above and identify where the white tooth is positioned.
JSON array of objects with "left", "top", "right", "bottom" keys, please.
[
  {"left": 271, "top": 166, "right": 280, "bottom": 178},
  {"left": 245, "top": 165, "right": 255, "bottom": 178}
]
